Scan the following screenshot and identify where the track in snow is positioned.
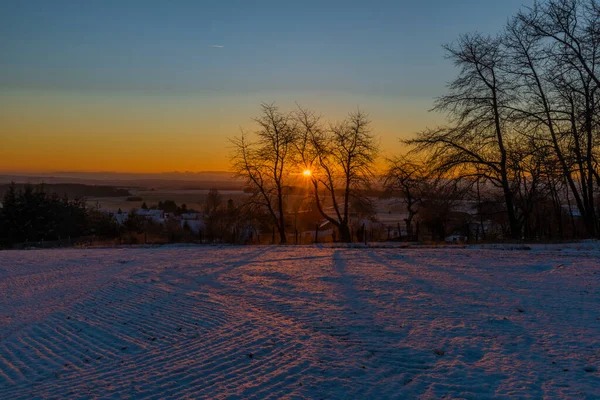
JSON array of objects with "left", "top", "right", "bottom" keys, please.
[{"left": 0, "top": 245, "right": 598, "bottom": 398}]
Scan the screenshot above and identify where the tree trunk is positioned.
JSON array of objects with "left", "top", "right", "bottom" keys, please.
[
  {"left": 339, "top": 223, "right": 352, "bottom": 243},
  {"left": 405, "top": 218, "right": 413, "bottom": 238},
  {"left": 278, "top": 226, "right": 286, "bottom": 245}
]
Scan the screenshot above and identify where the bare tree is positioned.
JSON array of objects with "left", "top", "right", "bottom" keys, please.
[
  {"left": 296, "top": 108, "right": 378, "bottom": 242},
  {"left": 508, "top": 0, "right": 600, "bottom": 236},
  {"left": 404, "top": 0, "right": 600, "bottom": 240},
  {"left": 419, "top": 176, "right": 469, "bottom": 241},
  {"left": 382, "top": 155, "right": 428, "bottom": 237},
  {"left": 203, "top": 188, "right": 223, "bottom": 241},
  {"left": 518, "top": 0, "right": 600, "bottom": 87},
  {"left": 507, "top": 137, "right": 548, "bottom": 238},
  {"left": 407, "top": 33, "right": 522, "bottom": 239},
  {"left": 230, "top": 104, "right": 297, "bottom": 244}
]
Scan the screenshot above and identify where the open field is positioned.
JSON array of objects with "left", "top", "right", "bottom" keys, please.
[
  {"left": 88, "top": 188, "right": 247, "bottom": 213},
  {"left": 0, "top": 245, "right": 598, "bottom": 398}
]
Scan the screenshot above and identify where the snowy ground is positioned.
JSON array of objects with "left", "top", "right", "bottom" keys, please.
[{"left": 0, "top": 245, "right": 598, "bottom": 399}]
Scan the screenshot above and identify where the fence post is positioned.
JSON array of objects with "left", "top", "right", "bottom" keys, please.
[{"left": 314, "top": 224, "right": 319, "bottom": 244}]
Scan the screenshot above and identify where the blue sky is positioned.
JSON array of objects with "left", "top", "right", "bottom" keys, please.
[{"left": 0, "top": 0, "right": 533, "bottom": 172}]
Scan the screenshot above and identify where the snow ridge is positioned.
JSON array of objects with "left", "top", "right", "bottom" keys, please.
[{"left": 0, "top": 246, "right": 598, "bottom": 398}]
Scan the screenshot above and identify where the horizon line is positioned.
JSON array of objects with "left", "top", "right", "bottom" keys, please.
[{"left": 0, "top": 170, "right": 234, "bottom": 176}]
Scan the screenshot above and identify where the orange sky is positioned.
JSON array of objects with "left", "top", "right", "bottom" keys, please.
[{"left": 0, "top": 90, "right": 440, "bottom": 173}]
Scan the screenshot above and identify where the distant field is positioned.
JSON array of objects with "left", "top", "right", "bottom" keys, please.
[
  {"left": 89, "top": 188, "right": 248, "bottom": 212},
  {"left": 0, "top": 245, "right": 598, "bottom": 398},
  {"left": 0, "top": 173, "right": 248, "bottom": 212}
]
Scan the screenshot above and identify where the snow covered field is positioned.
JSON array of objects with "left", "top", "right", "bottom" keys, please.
[{"left": 0, "top": 245, "right": 598, "bottom": 399}]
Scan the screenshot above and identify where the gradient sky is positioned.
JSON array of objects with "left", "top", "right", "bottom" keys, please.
[{"left": 0, "top": 0, "right": 532, "bottom": 173}]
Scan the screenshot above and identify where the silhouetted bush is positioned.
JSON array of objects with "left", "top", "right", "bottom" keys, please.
[{"left": 0, "top": 183, "right": 87, "bottom": 246}]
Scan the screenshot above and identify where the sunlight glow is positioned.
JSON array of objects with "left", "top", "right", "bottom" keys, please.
[{"left": 303, "top": 169, "right": 312, "bottom": 177}]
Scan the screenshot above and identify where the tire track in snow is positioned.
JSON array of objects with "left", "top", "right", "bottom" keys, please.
[
  {"left": 0, "top": 247, "right": 322, "bottom": 399},
  {"left": 0, "top": 246, "right": 598, "bottom": 398}
]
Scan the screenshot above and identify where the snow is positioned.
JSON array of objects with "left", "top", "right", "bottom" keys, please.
[{"left": 0, "top": 245, "right": 598, "bottom": 398}]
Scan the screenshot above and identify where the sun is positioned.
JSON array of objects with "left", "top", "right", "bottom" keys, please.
[{"left": 303, "top": 169, "right": 312, "bottom": 177}]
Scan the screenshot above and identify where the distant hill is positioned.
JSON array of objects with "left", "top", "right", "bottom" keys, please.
[
  {"left": 53, "top": 171, "right": 235, "bottom": 180},
  {"left": 0, "top": 171, "right": 244, "bottom": 190},
  {"left": 0, "top": 183, "right": 131, "bottom": 199}
]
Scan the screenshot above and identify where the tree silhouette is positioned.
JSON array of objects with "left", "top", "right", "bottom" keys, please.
[
  {"left": 297, "top": 108, "right": 378, "bottom": 242},
  {"left": 382, "top": 155, "right": 428, "bottom": 237},
  {"left": 407, "top": 33, "right": 521, "bottom": 238},
  {"left": 230, "top": 104, "right": 297, "bottom": 244}
]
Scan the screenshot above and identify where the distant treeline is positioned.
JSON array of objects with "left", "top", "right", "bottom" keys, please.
[
  {"left": 0, "top": 183, "right": 90, "bottom": 246},
  {"left": 0, "top": 184, "right": 130, "bottom": 199},
  {"left": 0, "top": 183, "right": 138, "bottom": 247},
  {"left": 179, "top": 182, "right": 245, "bottom": 191},
  {"left": 0, "top": 183, "right": 253, "bottom": 248}
]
